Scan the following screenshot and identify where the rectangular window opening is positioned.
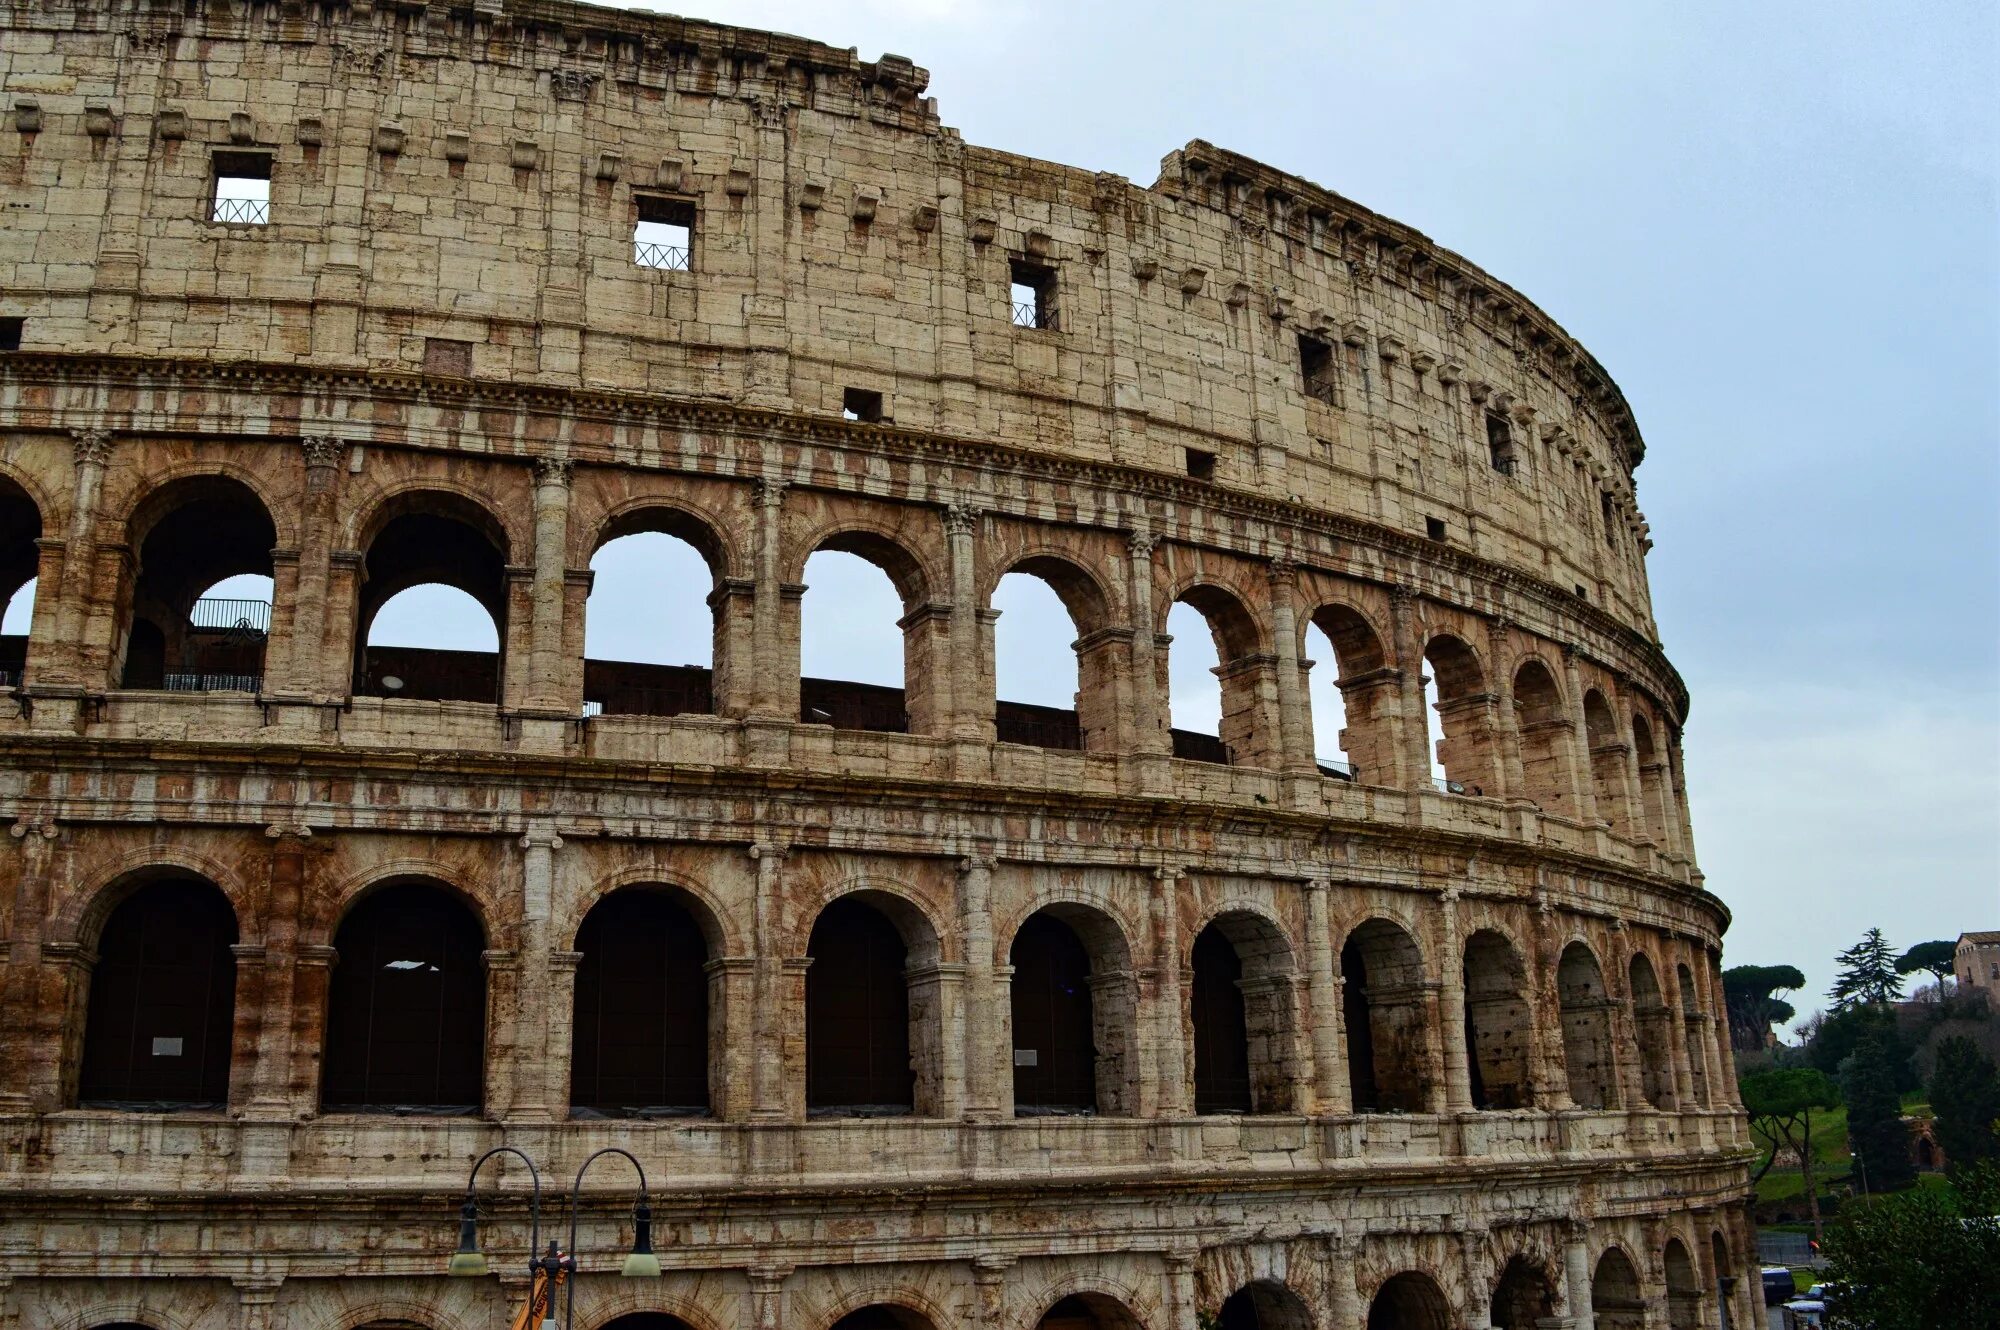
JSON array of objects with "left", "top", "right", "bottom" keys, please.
[
  {"left": 210, "top": 151, "right": 271, "bottom": 225},
  {"left": 1185, "top": 448, "right": 1217, "bottom": 482},
  {"left": 0, "top": 317, "right": 21, "bottom": 351},
  {"left": 1486, "top": 412, "right": 1518, "bottom": 476},
  {"left": 1298, "top": 333, "right": 1337, "bottom": 405},
  {"left": 1575, "top": 583, "right": 1589, "bottom": 599},
  {"left": 1010, "top": 259, "right": 1058, "bottom": 330},
  {"left": 842, "top": 387, "right": 884, "bottom": 423},
  {"left": 634, "top": 196, "right": 695, "bottom": 271},
  {"left": 1425, "top": 516, "right": 1448, "bottom": 542}
]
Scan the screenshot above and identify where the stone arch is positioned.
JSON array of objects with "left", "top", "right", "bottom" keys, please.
[
  {"left": 51, "top": 1307, "right": 192, "bottom": 1330},
  {"left": 330, "top": 1301, "right": 471, "bottom": 1330},
  {"left": 1212, "top": 1279, "right": 1313, "bottom": 1330},
  {"left": 1590, "top": 1247, "right": 1644, "bottom": 1330},
  {"left": 113, "top": 471, "right": 278, "bottom": 692},
  {"left": 308, "top": 858, "right": 498, "bottom": 953},
  {"left": 1164, "top": 576, "right": 1277, "bottom": 768},
  {"left": 1632, "top": 712, "right": 1671, "bottom": 846},
  {"left": 561, "top": 866, "right": 736, "bottom": 958},
  {"left": 581, "top": 1294, "right": 727, "bottom": 1330},
  {"left": 1557, "top": 940, "right": 1617, "bottom": 1109},
  {"left": 1677, "top": 961, "right": 1711, "bottom": 1106},
  {"left": 802, "top": 885, "right": 947, "bottom": 1116},
  {"left": 1629, "top": 951, "right": 1675, "bottom": 1109},
  {"left": 987, "top": 549, "right": 1120, "bottom": 753},
  {"left": 1422, "top": 632, "right": 1495, "bottom": 794},
  {"left": 1306, "top": 599, "right": 1395, "bottom": 784},
  {"left": 1189, "top": 906, "right": 1301, "bottom": 1114},
  {"left": 350, "top": 485, "right": 513, "bottom": 703},
  {"left": 1340, "top": 916, "right": 1436, "bottom": 1113},
  {"left": 1584, "top": 688, "right": 1632, "bottom": 834},
  {"left": 792, "top": 521, "right": 940, "bottom": 608},
  {"left": 821, "top": 1305, "right": 940, "bottom": 1330},
  {"left": 320, "top": 876, "right": 489, "bottom": 1113},
  {"left": 1510, "top": 657, "right": 1575, "bottom": 815},
  {"left": 1462, "top": 926, "right": 1534, "bottom": 1110},
  {"left": 1007, "top": 901, "right": 1140, "bottom": 1116},
  {"left": 570, "top": 883, "right": 716, "bottom": 1116},
  {"left": 792, "top": 878, "right": 947, "bottom": 969},
  {"left": 1487, "top": 1254, "right": 1559, "bottom": 1330},
  {"left": 797, "top": 523, "right": 942, "bottom": 735},
  {"left": 1364, "top": 1270, "right": 1453, "bottom": 1330},
  {"left": 589, "top": 498, "right": 737, "bottom": 579},
  {"left": 1707, "top": 1229, "right": 1733, "bottom": 1316},
  {"left": 1662, "top": 1237, "right": 1701, "bottom": 1330},
  {"left": 583, "top": 500, "right": 737, "bottom": 719},
  {"left": 0, "top": 468, "right": 45, "bottom": 685},
  {"left": 53, "top": 844, "right": 258, "bottom": 950},
  {"left": 1023, "top": 1289, "right": 1147, "bottom": 1330}
]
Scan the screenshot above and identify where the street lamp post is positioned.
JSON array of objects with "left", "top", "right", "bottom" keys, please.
[{"left": 447, "top": 1144, "right": 661, "bottom": 1329}]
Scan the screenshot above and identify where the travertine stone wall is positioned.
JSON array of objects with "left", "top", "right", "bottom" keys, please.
[{"left": 0, "top": 3, "right": 1753, "bottom": 1330}]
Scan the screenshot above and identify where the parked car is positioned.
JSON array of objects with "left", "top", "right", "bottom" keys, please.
[
  {"left": 1781, "top": 1297, "right": 1827, "bottom": 1328},
  {"left": 1762, "top": 1267, "right": 1798, "bottom": 1306}
]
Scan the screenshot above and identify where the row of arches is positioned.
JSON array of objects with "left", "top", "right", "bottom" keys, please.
[
  {"left": 68, "top": 1229, "right": 1743, "bottom": 1330},
  {"left": 0, "top": 462, "right": 1690, "bottom": 828},
  {"left": 67, "top": 868, "right": 1721, "bottom": 1120}
]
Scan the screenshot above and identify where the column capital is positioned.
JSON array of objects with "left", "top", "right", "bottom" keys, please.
[
  {"left": 1128, "top": 529, "right": 1159, "bottom": 558},
  {"left": 754, "top": 477, "right": 788, "bottom": 509},
  {"left": 299, "top": 434, "right": 345, "bottom": 468},
  {"left": 1267, "top": 553, "right": 1298, "bottom": 588},
  {"left": 747, "top": 1262, "right": 793, "bottom": 1290},
  {"left": 942, "top": 502, "right": 980, "bottom": 536},
  {"left": 533, "top": 455, "right": 574, "bottom": 488},
  {"left": 264, "top": 823, "right": 314, "bottom": 841},
  {"left": 69, "top": 426, "right": 116, "bottom": 467},
  {"left": 9, "top": 816, "right": 60, "bottom": 843},
  {"left": 972, "top": 1253, "right": 1017, "bottom": 1280},
  {"left": 518, "top": 828, "right": 565, "bottom": 851},
  {"left": 748, "top": 840, "right": 788, "bottom": 863}
]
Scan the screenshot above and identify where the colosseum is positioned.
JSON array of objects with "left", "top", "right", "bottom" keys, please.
[{"left": 0, "top": 2, "right": 1756, "bottom": 1328}]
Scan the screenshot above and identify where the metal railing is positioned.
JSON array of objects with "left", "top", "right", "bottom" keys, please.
[
  {"left": 189, "top": 597, "right": 271, "bottom": 633},
  {"left": 210, "top": 196, "right": 269, "bottom": 225},
  {"left": 1012, "top": 300, "right": 1057, "bottom": 330},
  {"left": 1317, "top": 757, "right": 1356, "bottom": 781},
  {"left": 163, "top": 672, "right": 262, "bottom": 693},
  {"left": 634, "top": 241, "right": 690, "bottom": 271}
]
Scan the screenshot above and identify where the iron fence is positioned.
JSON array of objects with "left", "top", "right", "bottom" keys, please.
[
  {"left": 211, "top": 196, "right": 269, "bottom": 225},
  {"left": 1011, "top": 300, "right": 1058, "bottom": 330},
  {"left": 163, "top": 673, "right": 262, "bottom": 693},
  {"left": 634, "top": 241, "right": 691, "bottom": 271},
  {"left": 189, "top": 597, "right": 271, "bottom": 633}
]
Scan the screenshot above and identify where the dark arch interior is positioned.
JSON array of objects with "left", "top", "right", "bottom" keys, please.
[
  {"left": 1191, "top": 922, "right": 1252, "bottom": 1114},
  {"left": 806, "top": 897, "right": 913, "bottom": 1114},
  {"left": 1367, "top": 1272, "right": 1452, "bottom": 1330},
  {"left": 1037, "top": 1295, "right": 1140, "bottom": 1330},
  {"left": 1557, "top": 942, "right": 1615, "bottom": 1109},
  {"left": 321, "top": 882, "right": 486, "bottom": 1112},
  {"left": 1490, "top": 1256, "right": 1558, "bottom": 1330},
  {"left": 1216, "top": 1281, "right": 1312, "bottom": 1330},
  {"left": 1592, "top": 1249, "right": 1645, "bottom": 1330},
  {"left": 78, "top": 877, "right": 238, "bottom": 1108},
  {"left": 120, "top": 477, "right": 276, "bottom": 691},
  {"left": 0, "top": 477, "right": 40, "bottom": 685},
  {"left": 355, "top": 500, "right": 508, "bottom": 703},
  {"left": 1342, "top": 920, "right": 1431, "bottom": 1113},
  {"left": 571, "top": 888, "right": 711, "bottom": 1116},
  {"left": 1010, "top": 911, "right": 1097, "bottom": 1113},
  {"left": 827, "top": 1307, "right": 934, "bottom": 1330},
  {"left": 1463, "top": 929, "right": 1533, "bottom": 1110},
  {"left": 601, "top": 1316, "right": 700, "bottom": 1330}
]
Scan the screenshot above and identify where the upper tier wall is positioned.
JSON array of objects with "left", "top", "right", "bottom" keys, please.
[{"left": 0, "top": 0, "right": 1662, "bottom": 639}]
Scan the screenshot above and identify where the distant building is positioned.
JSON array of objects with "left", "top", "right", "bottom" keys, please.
[{"left": 1956, "top": 932, "right": 2000, "bottom": 1001}]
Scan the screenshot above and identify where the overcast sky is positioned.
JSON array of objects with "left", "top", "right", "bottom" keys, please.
[{"left": 10, "top": 0, "right": 1991, "bottom": 1033}]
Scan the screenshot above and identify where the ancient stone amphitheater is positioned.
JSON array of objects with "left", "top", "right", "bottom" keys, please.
[{"left": 0, "top": 2, "right": 1755, "bottom": 1328}]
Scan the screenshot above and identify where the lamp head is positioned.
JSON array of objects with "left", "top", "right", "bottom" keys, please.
[
  {"left": 621, "top": 1197, "right": 663, "bottom": 1278},
  {"left": 446, "top": 1197, "right": 488, "bottom": 1277}
]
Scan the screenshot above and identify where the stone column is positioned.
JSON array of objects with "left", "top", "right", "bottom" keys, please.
[
  {"left": 524, "top": 458, "right": 575, "bottom": 714},
  {"left": 1557, "top": 647, "right": 1601, "bottom": 824},
  {"left": 39, "top": 428, "right": 116, "bottom": 690},
  {"left": 959, "top": 851, "right": 1003, "bottom": 1120},
  {"left": 1301, "top": 877, "right": 1350, "bottom": 1114},
  {"left": 1530, "top": 896, "right": 1574, "bottom": 1109},
  {"left": 285, "top": 436, "right": 344, "bottom": 697},
  {"left": 972, "top": 1255, "right": 1015, "bottom": 1330},
  {"left": 1607, "top": 922, "right": 1644, "bottom": 1110},
  {"left": 1150, "top": 865, "right": 1189, "bottom": 1117},
  {"left": 1665, "top": 956, "right": 1698, "bottom": 1112},
  {"left": 749, "top": 841, "right": 789, "bottom": 1119},
  {"left": 234, "top": 1276, "right": 284, "bottom": 1330},
  {"left": 506, "top": 824, "right": 564, "bottom": 1121},
  {"left": 944, "top": 503, "right": 991, "bottom": 742},
  {"left": 0, "top": 816, "right": 60, "bottom": 1111},
  {"left": 1487, "top": 618, "right": 1526, "bottom": 801},
  {"left": 17, "top": 536, "right": 68, "bottom": 689},
  {"left": 292, "top": 943, "right": 338, "bottom": 1113},
  {"left": 1124, "top": 531, "right": 1170, "bottom": 756},
  {"left": 1267, "top": 556, "right": 1314, "bottom": 773},
  {"left": 480, "top": 947, "right": 521, "bottom": 1117},
  {"left": 749, "top": 479, "right": 795, "bottom": 721},
  {"left": 747, "top": 1263, "right": 791, "bottom": 1330},
  {"left": 242, "top": 826, "right": 311, "bottom": 1120},
  {"left": 1325, "top": 1234, "right": 1363, "bottom": 1330},
  {"left": 1438, "top": 887, "right": 1474, "bottom": 1113},
  {"left": 1563, "top": 1223, "right": 1596, "bottom": 1330},
  {"left": 1161, "top": 1249, "right": 1198, "bottom": 1330},
  {"left": 1388, "top": 585, "right": 1434, "bottom": 789},
  {"left": 1702, "top": 954, "right": 1744, "bottom": 1109},
  {"left": 1460, "top": 1228, "right": 1494, "bottom": 1330}
]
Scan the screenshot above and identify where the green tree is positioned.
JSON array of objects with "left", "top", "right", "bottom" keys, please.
[
  {"left": 1931, "top": 1035, "right": 2000, "bottom": 1173},
  {"left": 1844, "top": 1030, "right": 1917, "bottom": 1194},
  {"left": 1819, "top": 1163, "right": 2000, "bottom": 1330},
  {"left": 1830, "top": 927, "right": 1904, "bottom": 1011},
  {"left": 1806, "top": 1003, "right": 1917, "bottom": 1091},
  {"left": 1741, "top": 1066, "right": 1841, "bottom": 1242},
  {"left": 1895, "top": 939, "right": 1957, "bottom": 998},
  {"left": 1722, "top": 963, "right": 1805, "bottom": 1052}
]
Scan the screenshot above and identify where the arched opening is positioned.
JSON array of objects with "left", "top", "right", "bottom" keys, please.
[
  {"left": 321, "top": 881, "right": 486, "bottom": 1112},
  {"left": 826, "top": 1308, "right": 934, "bottom": 1330},
  {"left": 1214, "top": 1279, "right": 1312, "bottom": 1330},
  {"left": 1306, "top": 603, "right": 1393, "bottom": 784},
  {"left": 1629, "top": 953, "right": 1675, "bottom": 1109},
  {"left": 991, "top": 556, "right": 1115, "bottom": 752},
  {"left": 584, "top": 512, "right": 725, "bottom": 718},
  {"left": 1166, "top": 585, "right": 1273, "bottom": 767},
  {"left": 1709, "top": 1231, "right": 1735, "bottom": 1330},
  {"left": 570, "top": 887, "right": 712, "bottom": 1117},
  {"left": 77, "top": 875, "right": 238, "bottom": 1108},
  {"left": 1366, "top": 1271, "right": 1452, "bottom": 1330},
  {"left": 354, "top": 495, "right": 509, "bottom": 704},
  {"left": 600, "top": 1316, "right": 699, "bottom": 1330},
  {"left": 1663, "top": 1238, "right": 1701, "bottom": 1330},
  {"left": 1678, "top": 963, "right": 1710, "bottom": 1107},
  {"left": 1424, "top": 634, "right": 1493, "bottom": 795},
  {"left": 1557, "top": 942, "right": 1617, "bottom": 1109},
  {"left": 0, "top": 475, "right": 42, "bottom": 687},
  {"left": 1591, "top": 1249, "right": 1644, "bottom": 1330},
  {"left": 1008, "top": 905, "right": 1136, "bottom": 1116},
  {"left": 1489, "top": 1256, "right": 1558, "bottom": 1330},
  {"left": 805, "top": 896, "right": 915, "bottom": 1115},
  {"left": 118, "top": 476, "right": 276, "bottom": 692},
  {"left": 800, "top": 536, "right": 930, "bottom": 734},
  {"left": 1341, "top": 919, "right": 1434, "bottom": 1113},
  {"left": 1584, "top": 690, "right": 1631, "bottom": 834},
  {"left": 1633, "top": 714, "right": 1669, "bottom": 845},
  {"left": 1033, "top": 1294, "right": 1143, "bottom": 1330},
  {"left": 1511, "top": 659, "right": 1574, "bottom": 816},
  {"left": 1462, "top": 928, "right": 1533, "bottom": 1110},
  {"left": 1192, "top": 912, "right": 1299, "bottom": 1115}
]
